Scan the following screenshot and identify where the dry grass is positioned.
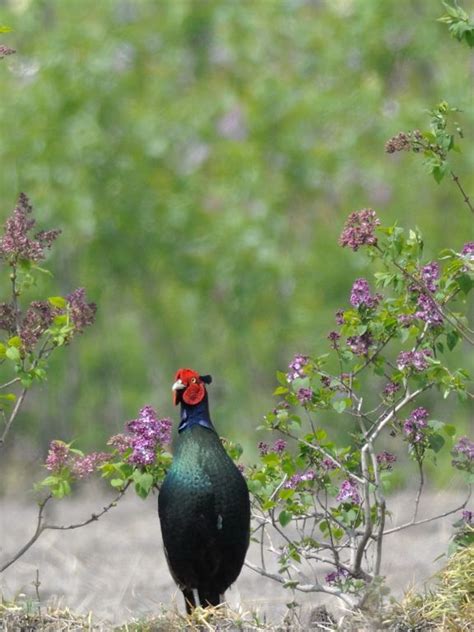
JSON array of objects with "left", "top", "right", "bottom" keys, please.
[
  {"left": 380, "top": 544, "right": 474, "bottom": 631},
  {"left": 0, "top": 597, "right": 97, "bottom": 631}
]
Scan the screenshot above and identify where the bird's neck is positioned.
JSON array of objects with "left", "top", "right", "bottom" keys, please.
[{"left": 178, "top": 397, "right": 216, "bottom": 433}]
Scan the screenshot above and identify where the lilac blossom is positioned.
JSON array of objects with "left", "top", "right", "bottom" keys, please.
[
  {"left": 72, "top": 452, "right": 109, "bottom": 479},
  {"left": 398, "top": 314, "right": 414, "bottom": 328},
  {"left": 20, "top": 300, "right": 56, "bottom": 351},
  {"left": 258, "top": 441, "right": 269, "bottom": 456},
  {"left": 0, "top": 302, "right": 17, "bottom": 334},
  {"left": 415, "top": 293, "right": 443, "bottom": 327},
  {"left": 421, "top": 262, "right": 440, "bottom": 293},
  {"left": 272, "top": 439, "right": 287, "bottom": 454},
  {"left": 347, "top": 332, "right": 373, "bottom": 356},
  {"left": 462, "top": 510, "right": 473, "bottom": 525},
  {"left": 383, "top": 381, "right": 400, "bottom": 398},
  {"left": 452, "top": 436, "right": 474, "bottom": 470},
  {"left": 67, "top": 288, "right": 97, "bottom": 332},
  {"left": 325, "top": 568, "right": 350, "bottom": 584},
  {"left": 350, "top": 278, "right": 380, "bottom": 309},
  {"left": 126, "top": 406, "right": 172, "bottom": 466},
  {"left": 322, "top": 458, "right": 337, "bottom": 471},
  {"left": 403, "top": 407, "right": 429, "bottom": 443},
  {"left": 336, "top": 479, "right": 361, "bottom": 504},
  {"left": 335, "top": 309, "right": 345, "bottom": 325},
  {"left": 285, "top": 470, "right": 316, "bottom": 489},
  {"left": 339, "top": 208, "right": 380, "bottom": 251},
  {"left": 286, "top": 354, "right": 309, "bottom": 382},
  {"left": 0, "top": 45, "right": 15, "bottom": 58},
  {"left": 461, "top": 242, "right": 474, "bottom": 258},
  {"left": 376, "top": 451, "right": 397, "bottom": 470},
  {"left": 327, "top": 331, "right": 340, "bottom": 349},
  {"left": 45, "top": 440, "right": 70, "bottom": 472},
  {"left": 107, "top": 433, "right": 134, "bottom": 454},
  {"left": 397, "top": 349, "right": 431, "bottom": 372},
  {"left": 297, "top": 387, "right": 313, "bottom": 405},
  {"left": 0, "top": 193, "right": 61, "bottom": 263}
]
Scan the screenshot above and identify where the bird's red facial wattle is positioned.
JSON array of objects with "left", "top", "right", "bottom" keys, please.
[{"left": 172, "top": 368, "right": 211, "bottom": 406}]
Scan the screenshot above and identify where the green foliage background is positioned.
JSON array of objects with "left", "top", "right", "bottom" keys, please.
[{"left": 0, "top": 0, "right": 472, "bottom": 462}]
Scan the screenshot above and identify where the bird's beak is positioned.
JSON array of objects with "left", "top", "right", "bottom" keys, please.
[{"left": 172, "top": 378, "right": 186, "bottom": 405}]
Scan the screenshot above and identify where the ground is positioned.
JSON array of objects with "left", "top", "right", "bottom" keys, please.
[{"left": 0, "top": 485, "right": 467, "bottom": 629}]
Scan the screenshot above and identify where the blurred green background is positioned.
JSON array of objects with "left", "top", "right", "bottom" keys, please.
[{"left": 0, "top": 0, "right": 472, "bottom": 477}]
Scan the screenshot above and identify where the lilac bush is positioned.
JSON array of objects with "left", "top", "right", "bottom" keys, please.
[{"left": 245, "top": 100, "right": 473, "bottom": 607}]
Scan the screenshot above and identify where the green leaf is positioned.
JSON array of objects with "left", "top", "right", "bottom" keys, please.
[
  {"left": 48, "top": 296, "right": 67, "bottom": 309},
  {"left": 8, "top": 336, "right": 21, "bottom": 348},
  {"left": 278, "top": 509, "right": 293, "bottom": 527},
  {"left": 444, "top": 424, "right": 456, "bottom": 437},
  {"left": 0, "top": 342, "right": 6, "bottom": 358},
  {"left": 429, "top": 433, "right": 445, "bottom": 453},
  {"left": 110, "top": 478, "right": 125, "bottom": 488},
  {"left": 6, "top": 346, "right": 20, "bottom": 361},
  {"left": 457, "top": 273, "right": 473, "bottom": 295},
  {"left": 273, "top": 385, "right": 289, "bottom": 396}
]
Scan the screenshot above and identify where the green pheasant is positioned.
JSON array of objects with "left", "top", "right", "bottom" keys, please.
[{"left": 158, "top": 368, "right": 250, "bottom": 612}]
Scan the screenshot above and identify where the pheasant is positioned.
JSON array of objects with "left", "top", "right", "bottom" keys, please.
[{"left": 158, "top": 368, "right": 250, "bottom": 612}]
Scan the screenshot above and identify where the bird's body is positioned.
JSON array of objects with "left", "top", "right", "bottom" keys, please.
[{"left": 158, "top": 369, "right": 250, "bottom": 612}]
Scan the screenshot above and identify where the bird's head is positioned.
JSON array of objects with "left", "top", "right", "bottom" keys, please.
[{"left": 172, "top": 368, "right": 213, "bottom": 407}]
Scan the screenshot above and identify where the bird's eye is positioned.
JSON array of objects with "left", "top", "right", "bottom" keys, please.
[{"left": 191, "top": 377, "right": 197, "bottom": 383}]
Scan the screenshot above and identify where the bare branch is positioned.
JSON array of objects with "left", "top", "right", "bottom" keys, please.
[
  {"left": 0, "top": 387, "right": 28, "bottom": 450},
  {"left": 0, "top": 483, "right": 130, "bottom": 573},
  {"left": 450, "top": 170, "right": 474, "bottom": 214},
  {"left": 383, "top": 490, "right": 471, "bottom": 536}
]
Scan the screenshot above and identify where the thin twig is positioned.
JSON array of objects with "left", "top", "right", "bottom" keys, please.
[
  {"left": 0, "top": 483, "right": 130, "bottom": 573},
  {"left": 450, "top": 170, "right": 474, "bottom": 214},
  {"left": 383, "top": 490, "right": 471, "bottom": 536},
  {"left": 412, "top": 457, "right": 424, "bottom": 522},
  {"left": 0, "top": 387, "right": 28, "bottom": 450}
]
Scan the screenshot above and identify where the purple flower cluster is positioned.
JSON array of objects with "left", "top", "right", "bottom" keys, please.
[
  {"left": 335, "top": 309, "right": 345, "bottom": 325},
  {"left": 259, "top": 439, "right": 287, "bottom": 456},
  {"left": 327, "top": 330, "right": 340, "bottom": 349},
  {"left": 339, "top": 208, "right": 380, "bottom": 251},
  {"left": 403, "top": 407, "right": 429, "bottom": 443},
  {"left": 72, "top": 452, "right": 109, "bottom": 479},
  {"left": 126, "top": 406, "right": 172, "bottom": 466},
  {"left": 397, "top": 349, "right": 431, "bottom": 372},
  {"left": 45, "top": 440, "right": 70, "bottom": 472},
  {"left": 350, "top": 278, "right": 380, "bottom": 309},
  {"left": 461, "top": 242, "right": 474, "bottom": 258},
  {"left": 297, "top": 387, "right": 313, "bottom": 405},
  {"left": 67, "top": 288, "right": 97, "bottom": 333},
  {"left": 0, "top": 193, "right": 61, "bottom": 263},
  {"left": 462, "top": 510, "right": 473, "bottom": 525},
  {"left": 286, "top": 354, "right": 309, "bottom": 382},
  {"left": 415, "top": 294, "right": 443, "bottom": 327},
  {"left": 285, "top": 470, "right": 316, "bottom": 489},
  {"left": 108, "top": 433, "right": 134, "bottom": 454},
  {"left": 325, "top": 567, "right": 350, "bottom": 584},
  {"left": 336, "top": 479, "right": 361, "bottom": 504},
  {"left": 451, "top": 436, "right": 474, "bottom": 470},
  {"left": 376, "top": 451, "right": 397, "bottom": 470},
  {"left": 383, "top": 381, "right": 400, "bottom": 399},
  {"left": 384, "top": 131, "right": 412, "bottom": 153},
  {"left": 421, "top": 262, "right": 440, "bottom": 293},
  {"left": 398, "top": 314, "right": 414, "bottom": 328},
  {"left": 347, "top": 332, "right": 373, "bottom": 356},
  {"left": 0, "top": 45, "right": 16, "bottom": 58},
  {"left": 0, "top": 302, "right": 17, "bottom": 334},
  {"left": 273, "top": 439, "right": 287, "bottom": 454},
  {"left": 20, "top": 300, "right": 56, "bottom": 351},
  {"left": 322, "top": 457, "right": 337, "bottom": 471}
]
